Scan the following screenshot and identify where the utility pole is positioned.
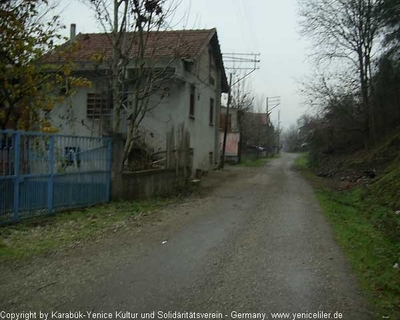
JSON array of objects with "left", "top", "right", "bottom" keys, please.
[
  {"left": 219, "top": 53, "right": 260, "bottom": 168},
  {"left": 220, "top": 73, "right": 233, "bottom": 169},
  {"left": 265, "top": 96, "right": 280, "bottom": 156},
  {"left": 266, "top": 96, "right": 280, "bottom": 117},
  {"left": 266, "top": 97, "right": 269, "bottom": 157},
  {"left": 277, "top": 110, "right": 281, "bottom": 154}
]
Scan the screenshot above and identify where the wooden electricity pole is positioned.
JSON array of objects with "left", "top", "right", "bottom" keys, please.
[
  {"left": 220, "top": 53, "right": 260, "bottom": 168},
  {"left": 265, "top": 96, "right": 280, "bottom": 155},
  {"left": 220, "top": 73, "right": 233, "bottom": 169}
]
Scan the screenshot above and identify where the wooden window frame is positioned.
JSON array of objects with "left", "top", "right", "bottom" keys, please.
[{"left": 87, "top": 92, "right": 113, "bottom": 119}]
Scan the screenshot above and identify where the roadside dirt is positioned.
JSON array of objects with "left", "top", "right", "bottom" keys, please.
[{"left": 0, "top": 165, "right": 250, "bottom": 305}]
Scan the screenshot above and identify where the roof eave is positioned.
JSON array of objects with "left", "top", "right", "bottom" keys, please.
[
  {"left": 195, "top": 28, "right": 229, "bottom": 93},
  {"left": 211, "top": 31, "right": 229, "bottom": 93}
]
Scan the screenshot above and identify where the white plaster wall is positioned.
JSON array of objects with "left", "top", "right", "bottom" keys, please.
[
  {"left": 139, "top": 77, "right": 218, "bottom": 172},
  {"left": 51, "top": 85, "right": 108, "bottom": 137},
  {"left": 50, "top": 46, "right": 222, "bottom": 173}
]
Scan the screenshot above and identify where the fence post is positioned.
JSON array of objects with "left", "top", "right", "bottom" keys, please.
[
  {"left": 13, "top": 131, "right": 21, "bottom": 222},
  {"left": 106, "top": 138, "right": 112, "bottom": 201},
  {"left": 47, "top": 135, "right": 54, "bottom": 214}
]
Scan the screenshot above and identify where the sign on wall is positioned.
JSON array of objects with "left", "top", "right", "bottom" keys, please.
[{"left": 220, "top": 132, "right": 240, "bottom": 156}]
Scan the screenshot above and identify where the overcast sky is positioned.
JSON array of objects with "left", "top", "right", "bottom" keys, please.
[{"left": 58, "top": 0, "right": 312, "bottom": 129}]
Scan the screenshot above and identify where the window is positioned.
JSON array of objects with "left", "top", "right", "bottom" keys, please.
[
  {"left": 87, "top": 92, "right": 113, "bottom": 118},
  {"left": 209, "top": 98, "right": 214, "bottom": 125},
  {"left": 189, "top": 85, "right": 195, "bottom": 118}
]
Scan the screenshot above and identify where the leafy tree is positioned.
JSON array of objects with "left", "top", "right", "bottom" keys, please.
[{"left": 0, "top": 0, "right": 88, "bottom": 131}]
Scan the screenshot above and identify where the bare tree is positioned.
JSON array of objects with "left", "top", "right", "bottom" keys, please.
[
  {"left": 299, "top": 0, "right": 384, "bottom": 145},
  {"left": 283, "top": 124, "right": 302, "bottom": 152},
  {"left": 87, "top": 0, "right": 181, "bottom": 165},
  {"left": 230, "top": 76, "right": 254, "bottom": 111},
  {"left": 238, "top": 95, "right": 277, "bottom": 159}
]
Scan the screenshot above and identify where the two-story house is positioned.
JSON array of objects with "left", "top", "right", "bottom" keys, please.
[{"left": 47, "top": 26, "right": 229, "bottom": 173}]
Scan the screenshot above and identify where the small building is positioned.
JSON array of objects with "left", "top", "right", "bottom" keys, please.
[
  {"left": 220, "top": 108, "right": 274, "bottom": 162},
  {"left": 220, "top": 106, "right": 240, "bottom": 163}
]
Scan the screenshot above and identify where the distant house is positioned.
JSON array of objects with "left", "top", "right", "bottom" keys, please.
[
  {"left": 220, "top": 106, "right": 240, "bottom": 132},
  {"left": 47, "top": 26, "right": 229, "bottom": 173},
  {"left": 220, "top": 108, "right": 274, "bottom": 161},
  {"left": 219, "top": 106, "right": 240, "bottom": 162}
]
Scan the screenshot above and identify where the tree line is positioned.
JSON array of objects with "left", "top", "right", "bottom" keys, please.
[{"left": 285, "top": 0, "right": 400, "bottom": 161}]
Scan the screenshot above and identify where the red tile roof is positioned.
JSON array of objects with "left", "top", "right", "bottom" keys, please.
[
  {"left": 46, "top": 28, "right": 229, "bottom": 91},
  {"left": 48, "top": 29, "right": 214, "bottom": 62}
]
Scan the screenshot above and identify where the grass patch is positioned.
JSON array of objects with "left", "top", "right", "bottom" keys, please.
[
  {"left": 294, "top": 152, "right": 310, "bottom": 170},
  {"left": 294, "top": 153, "right": 316, "bottom": 181},
  {"left": 239, "top": 158, "right": 268, "bottom": 167},
  {"left": 239, "top": 154, "right": 279, "bottom": 167},
  {"left": 0, "top": 198, "right": 178, "bottom": 261},
  {"left": 368, "top": 156, "right": 400, "bottom": 211},
  {"left": 295, "top": 154, "right": 400, "bottom": 319}
]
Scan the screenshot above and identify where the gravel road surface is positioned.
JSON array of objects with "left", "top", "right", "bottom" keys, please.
[{"left": 0, "top": 153, "right": 372, "bottom": 319}]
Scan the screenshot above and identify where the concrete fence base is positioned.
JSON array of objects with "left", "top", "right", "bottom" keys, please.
[{"left": 111, "top": 168, "right": 190, "bottom": 200}]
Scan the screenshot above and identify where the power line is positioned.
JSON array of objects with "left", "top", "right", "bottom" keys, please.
[
  {"left": 266, "top": 96, "right": 281, "bottom": 155},
  {"left": 220, "top": 52, "right": 261, "bottom": 168}
]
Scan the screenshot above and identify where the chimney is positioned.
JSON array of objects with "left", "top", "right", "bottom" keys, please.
[{"left": 70, "top": 23, "right": 76, "bottom": 42}]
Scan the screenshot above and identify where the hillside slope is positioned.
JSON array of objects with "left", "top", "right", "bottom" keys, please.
[{"left": 297, "top": 133, "right": 400, "bottom": 319}]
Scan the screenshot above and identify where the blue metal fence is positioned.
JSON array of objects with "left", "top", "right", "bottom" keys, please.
[{"left": 0, "top": 130, "right": 112, "bottom": 224}]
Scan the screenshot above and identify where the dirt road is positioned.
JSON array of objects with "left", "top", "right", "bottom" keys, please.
[{"left": 0, "top": 154, "right": 372, "bottom": 319}]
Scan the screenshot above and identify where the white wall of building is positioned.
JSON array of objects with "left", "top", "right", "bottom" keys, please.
[{"left": 50, "top": 44, "right": 223, "bottom": 173}]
